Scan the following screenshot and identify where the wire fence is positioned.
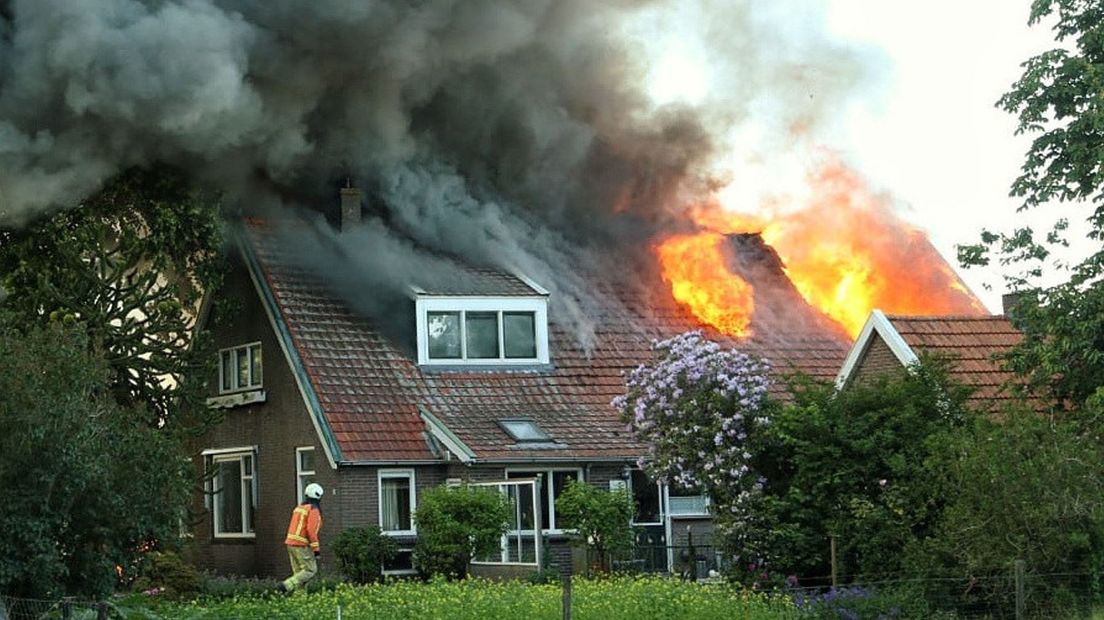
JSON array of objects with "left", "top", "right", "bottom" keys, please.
[{"left": 0, "top": 595, "right": 112, "bottom": 620}]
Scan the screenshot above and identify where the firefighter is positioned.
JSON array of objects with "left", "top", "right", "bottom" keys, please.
[{"left": 278, "top": 482, "right": 324, "bottom": 592}]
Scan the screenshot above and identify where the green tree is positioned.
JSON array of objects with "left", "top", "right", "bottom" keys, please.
[
  {"left": 412, "top": 484, "right": 510, "bottom": 579},
  {"left": 0, "top": 165, "right": 224, "bottom": 429},
  {"left": 742, "top": 359, "right": 970, "bottom": 582},
  {"left": 556, "top": 480, "right": 635, "bottom": 574},
  {"left": 0, "top": 322, "right": 191, "bottom": 598},
  {"left": 959, "top": 1, "right": 1104, "bottom": 410}
]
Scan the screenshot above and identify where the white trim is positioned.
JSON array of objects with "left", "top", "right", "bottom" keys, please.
[
  {"left": 295, "top": 447, "right": 316, "bottom": 503},
  {"left": 202, "top": 445, "right": 258, "bottom": 457},
  {"left": 504, "top": 467, "right": 583, "bottom": 533},
  {"left": 378, "top": 469, "right": 417, "bottom": 536},
  {"left": 382, "top": 547, "right": 418, "bottom": 576},
  {"left": 415, "top": 296, "right": 549, "bottom": 366},
  {"left": 217, "top": 342, "right": 263, "bottom": 394},
  {"left": 210, "top": 450, "right": 256, "bottom": 539},
  {"left": 419, "top": 407, "right": 476, "bottom": 463},
  {"left": 834, "top": 309, "right": 919, "bottom": 389},
  {"left": 243, "top": 253, "right": 339, "bottom": 470},
  {"left": 206, "top": 390, "right": 266, "bottom": 409},
  {"left": 513, "top": 273, "right": 550, "bottom": 296}
]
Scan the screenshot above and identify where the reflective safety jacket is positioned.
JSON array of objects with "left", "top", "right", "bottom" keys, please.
[{"left": 284, "top": 503, "right": 322, "bottom": 551}]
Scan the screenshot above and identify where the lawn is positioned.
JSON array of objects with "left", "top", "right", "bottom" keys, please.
[{"left": 149, "top": 575, "right": 797, "bottom": 620}]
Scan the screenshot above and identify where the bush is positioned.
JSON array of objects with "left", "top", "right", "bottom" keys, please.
[
  {"left": 413, "top": 484, "right": 510, "bottom": 578},
  {"left": 556, "top": 479, "right": 634, "bottom": 574},
  {"left": 131, "top": 551, "right": 203, "bottom": 599},
  {"left": 332, "top": 526, "right": 399, "bottom": 584}
]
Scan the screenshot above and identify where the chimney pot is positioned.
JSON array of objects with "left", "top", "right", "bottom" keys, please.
[{"left": 340, "top": 185, "right": 362, "bottom": 231}]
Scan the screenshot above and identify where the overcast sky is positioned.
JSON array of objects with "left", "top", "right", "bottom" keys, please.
[{"left": 825, "top": 0, "right": 1090, "bottom": 312}]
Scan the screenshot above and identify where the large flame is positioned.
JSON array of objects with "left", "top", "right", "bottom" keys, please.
[
  {"left": 657, "top": 161, "right": 986, "bottom": 339},
  {"left": 656, "top": 232, "right": 755, "bottom": 337}
]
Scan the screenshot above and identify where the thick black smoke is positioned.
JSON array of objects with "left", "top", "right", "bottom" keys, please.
[{"left": 0, "top": 0, "right": 873, "bottom": 346}]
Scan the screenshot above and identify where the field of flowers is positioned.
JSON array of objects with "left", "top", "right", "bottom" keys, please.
[{"left": 155, "top": 575, "right": 797, "bottom": 620}]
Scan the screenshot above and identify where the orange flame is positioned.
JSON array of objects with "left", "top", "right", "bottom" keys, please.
[
  {"left": 656, "top": 232, "right": 755, "bottom": 337},
  {"left": 658, "top": 160, "right": 986, "bottom": 339}
]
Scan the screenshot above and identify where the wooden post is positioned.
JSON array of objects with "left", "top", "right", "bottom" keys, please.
[
  {"left": 1014, "top": 559, "right": 1025, "bottom": 620},
  {"left": 96, "top": 602, "right": 108, "bottom": 620},
  {"left": 61, "top": 600, "right": 72, "bottom": 620},
  {"left": 562, "top": 574, "right": 572, "bottom": 620},
  {"left": 830, "top": 535, "right": 838, "bottom": 588}
]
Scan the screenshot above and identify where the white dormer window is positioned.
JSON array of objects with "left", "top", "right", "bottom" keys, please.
[{"left": 416, "top": 297, "right": 550, "bottom": 366}]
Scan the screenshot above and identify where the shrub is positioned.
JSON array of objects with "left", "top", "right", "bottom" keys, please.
[
  {"left": 131, "top": 551, "right": 203, "bottom": 599},
  {"left": 556, "top": 479, "right": 635, "bottom": 574},
  {"left": 332, "top": 526, "right": 400, "bottom": 584},
  {"left": 413, "top": 484, "right": 510, "bottom": 578}
]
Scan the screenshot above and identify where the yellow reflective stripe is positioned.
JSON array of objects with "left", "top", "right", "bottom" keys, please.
[
  {"left": 286, "top": 534, "right": 309, "bottom": 543},
  {"left": 295, "top": 511, "right": 307, "bottom": 537},
  {"left": 310, "top": 542, "right": 320, "bottom": 550}
]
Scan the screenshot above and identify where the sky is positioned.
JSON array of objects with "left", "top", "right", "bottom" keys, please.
[{"left": 824, "top": 0, "right": 1090, "bottom": 312}]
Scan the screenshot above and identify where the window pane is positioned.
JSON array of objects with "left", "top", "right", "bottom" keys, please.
[
  {"left": 243, "top": 473, "right": 255, "bottom": 533},
  {"left": 465, "top": 312, "right": 499, "bottom": 359},
  {"left": 299, "top": 449, "right": 315, "bottom": 473},
  {"left": 217, "top": 460, "right": 243, "bottom": 534},
  {"left": 381, "top": 477, "right": 412, "bottom": 531},
  {"left": 236, "top": 349, "right": 249, "bottom": 390},
  {"left": 250, "top": 345, "right": 262, "bottom": 386},
  {"left": 507, "top": 472, "right": 542, "bottom": 530},
  {"left": 631, "top": 470, "right": 661, "bottom": 523},
  {"left": 221, "top": 351, "right": 233, "bottom": 391},
  {"left": 384, "top": 550, "right": 414, "bottom": 572},
  {"left": 503, "top": 312, "right": 536, "bottom": 358},
  {"left": 427, "top": 312, "right": 461, "bottom": 359}
]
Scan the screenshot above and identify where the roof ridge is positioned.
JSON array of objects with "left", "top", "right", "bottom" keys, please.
[{"left": 887, "top": 314, "right": 1008, "bottom": 322}]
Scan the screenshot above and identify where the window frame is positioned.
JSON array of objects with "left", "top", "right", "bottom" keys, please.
[
  {"left": 378, "top": 469, "right": 417, "bottom": 536},
  {"left": 416, "top": 297, "right": 549, "bottom": 366},
  {"left": 295, "top": 447, "right": 316, "bottom": 504},
  {"left": 218, "top": 342, "right": 263, "bottom": 394},
  {"left": 208, "top": 449, "right": 257, "bottom": 539},
  {"left": 504, "top": 467, "right": 583, "bottom": 534}
]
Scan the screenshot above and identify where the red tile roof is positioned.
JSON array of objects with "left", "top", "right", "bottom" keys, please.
[
  {"left": 887, "top": 315, "right": 1025, "bottom": 412},
  {"left": 241, "top": 220, "right": 850, "bottom": 463}
]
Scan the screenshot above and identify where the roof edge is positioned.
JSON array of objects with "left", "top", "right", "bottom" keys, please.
[
  {"left": 835, "top": 309, "right": 919, "bottom": 389},
  {"left": 419, "top": 406, "right": 477, "bottom": 463},
  {"left": 235, "top": 225, "right": 344, "bottom": 467}
]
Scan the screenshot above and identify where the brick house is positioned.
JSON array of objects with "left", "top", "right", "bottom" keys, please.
[
  {"left": 835, "top": 308, "right": 1025, "bottom": 414},
  {"left": 189, "top": 204, "right": 850, "bottom": 579}
]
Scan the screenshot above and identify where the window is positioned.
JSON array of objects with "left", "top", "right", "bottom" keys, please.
[
  {"left": 416, "top": 297, "right": 549, "bottom": 366},
  {"left": 295, "top": 447, "right": 316, "bottom": 503},
  {"left": 383, "top": 548, "right": 417, "bottom": 576},
  {"left": 209, "top": 450, "right": 256, "bottom": 538},
  {"left": 505, "top": 468, "right": 581, "bottom": 532},
  {"left": 219, "top": 343, "right": 262, "bottom": 393},
  {"left": 667, "top": 485, "right": 711, "bottom": 516},
  {"left": 631, "top": 469, "right": 662, "bottom": 525},
  {"left": 498, "top": 419, "right": 551, "bottom": 443},
  {"left": 379, "top": 470, "right": 415, "bottom": 535}
]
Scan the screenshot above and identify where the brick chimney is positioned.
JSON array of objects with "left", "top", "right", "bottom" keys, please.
[
  {"left": 340, "top": 182, "right": 362, "bottom": 232},
  {"left": 1002, "top": 291, "right": 1028, "bottom": 321}
]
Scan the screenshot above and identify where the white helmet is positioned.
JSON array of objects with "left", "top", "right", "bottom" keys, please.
[{"left": 304, "top": 483, "right": 324, "bottom": 500}]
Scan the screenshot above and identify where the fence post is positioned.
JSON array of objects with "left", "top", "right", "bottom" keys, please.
[
  {"left": 1014, "top": 559, "right": 1025, "bottom": 620},
  {"left": 96, "top": 602, "right": 108, "bottom": 620},
  {"left": 336, "top": 601, "right": 343, "bottom": 620},
  {"left": 830, "top": 535, "right": 838, "bottom": 588},
  {"left": 562, "top": 574, "right": 572, "bottom": 620}
]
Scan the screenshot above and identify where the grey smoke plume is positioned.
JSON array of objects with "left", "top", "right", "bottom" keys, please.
[{"left": 0, "top": 0, "right": 876, "bottom": 346}]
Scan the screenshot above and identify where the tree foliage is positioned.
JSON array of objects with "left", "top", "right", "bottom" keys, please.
[
  {"left": 0, "top": 322, "right": 191, "bottom": 598},
  {"left": 0, "top": 165, "right": 224, "bottom": 429},
  {"left": 412, "top": 484, "right": 510, "bottom": 579},
  {"left": 734, "top": 359, "right": 971, "bottom": 582},
  {"left": 613, "top": 331, "right": 773, "bottom": 526},
  {"left": 556, "top": 480, "right": 635, "bottom": 574}
]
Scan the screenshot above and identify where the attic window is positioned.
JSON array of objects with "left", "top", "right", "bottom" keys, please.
[
  {"left": 499, "top": 419, "right": 550, "bottom": 443},
  {"left": 416, "top": 297, "right": 549, "bottom": 366}
]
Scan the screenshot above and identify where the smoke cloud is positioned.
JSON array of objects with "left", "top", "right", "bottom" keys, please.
[{"left": 0, "top": 0, "right": 877, "bottom": 346}]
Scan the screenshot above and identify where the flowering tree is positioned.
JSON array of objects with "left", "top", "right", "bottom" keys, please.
[{"left": 612, "top": 331, "right": 773, "bottom": 521}]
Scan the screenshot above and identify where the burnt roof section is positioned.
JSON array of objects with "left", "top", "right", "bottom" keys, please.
[
  {"left": 888, "top": 314, "right": 1027, "bottom": 413},
  {"left": 238, "top": 220, "right": 850, "bottom": 463}
]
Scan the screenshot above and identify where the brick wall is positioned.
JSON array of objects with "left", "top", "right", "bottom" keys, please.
[{"left": 850, "top": 334, "right": 907, "bottom": 386}]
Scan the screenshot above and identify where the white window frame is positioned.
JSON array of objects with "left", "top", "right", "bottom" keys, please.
[
  {"left": 208, "top": 449, "right": 257, "bottom": 539},
  {"left": 295, "top": 447, "right": 315, "bottom": 503},
  {"left": 218, "top": 342, "right": 263, "bottom": 394},
  {"left": 469, "top": 478, "right": 543, "bottom": 568},
  {"left": 664, "top": 484, "right": 712, "bottom": 518},
  {"left": 415, "top": 297, "right": 550, "bottom": 366},
  {"left": 378, "top": 469, "right": 417, "bottom": 536},
  {"left": 629, "top": 470, "right": 665, "bottom": 527},
  {"left": 382, "top": 547, "right": 418, "bottom": 576},
  {"left": 504, "top": 467, "right": 583, "bottom": 534}
]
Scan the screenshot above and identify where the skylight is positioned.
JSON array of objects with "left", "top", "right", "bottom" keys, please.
[{"left": 498, "top": 419, "right": 551, "bottom": 443}]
